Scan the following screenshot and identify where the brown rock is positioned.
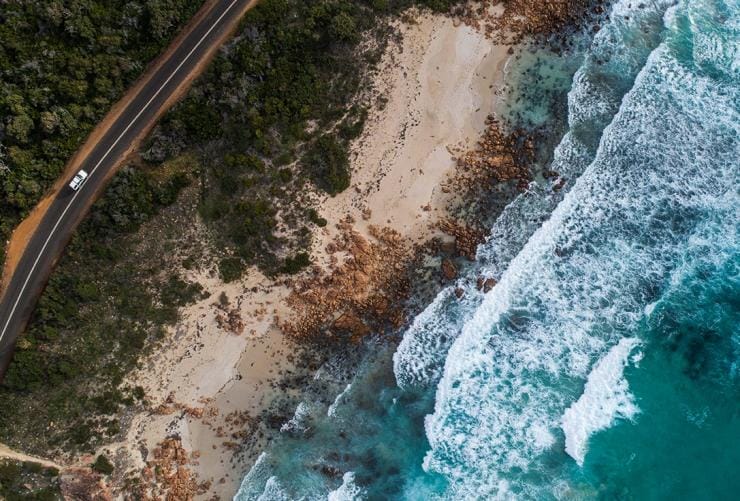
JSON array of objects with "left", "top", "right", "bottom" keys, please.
[
  {"left": 439, "top": 238, "right": 457, "bottom": 255},
  {"left": 332, "top": 312, "right": 371, "bottom": 338},
  {"left": 353, "top": 270, "right": 370, "bottom": 287},
  {"left": 185, "top": 407, "right": 204, "bottom": 419},
  {"left": 441, "top": 258, "right": 458, "bottom": 281},
  {"left": 60, "top": 468, "right": 112, "bottom": 501}
]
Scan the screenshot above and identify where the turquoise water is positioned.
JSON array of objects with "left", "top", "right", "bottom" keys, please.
[
  {"left": 582, "top": 255, "right": 740, "bottom": 499},
  {"left": 236, "top": 0, "right": 740, "bottom": 498}
]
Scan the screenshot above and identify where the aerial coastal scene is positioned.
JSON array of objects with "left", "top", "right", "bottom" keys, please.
[{"left": 0, "top": 0, "right": 737, "bottom": 499}]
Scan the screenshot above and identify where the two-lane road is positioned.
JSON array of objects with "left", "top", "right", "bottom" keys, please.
[{"left": 0, "top": 0, "right": 257, "bottom": 380}]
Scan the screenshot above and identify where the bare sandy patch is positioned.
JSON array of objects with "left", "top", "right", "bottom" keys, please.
[
  {"left": 100, "top": 266, "right": 295, "bottom": 499},
  {"left": 0, "top": 442, "right": 63, "bottom": 470}
]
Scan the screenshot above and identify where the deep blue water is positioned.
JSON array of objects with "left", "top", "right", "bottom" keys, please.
[{"left": 236, "top": 0, "right": 739, "bottom": 498}]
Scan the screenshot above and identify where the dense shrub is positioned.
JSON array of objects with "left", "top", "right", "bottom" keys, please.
[
  {"left": 92, "top": 455, "right": 114, "bottom": 475},
  {"left": 219, "top": 257, "right": 244, "bottom": 283},
  {"left": 0, "top": 459, "right": 61, "bottom": 499},
  {"left": 282, "top": 252, "right": 311, "bottom": 274},
  {"left": 304, "top": 135, "right": 351, "bottom": 195},
  {"left": 0, "top": 0, "right": 202, "bottom": 252}
]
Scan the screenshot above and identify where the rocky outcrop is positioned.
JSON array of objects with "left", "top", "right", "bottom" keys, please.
[
  {"left": 452, "top": 116, "right": 535, "bottom": 196},
  {"left": 135, "top": 437, "right": 209, "bottom": 501},
  {"left": 450, "top": 0, "right": 605, "bottom": 44},
  {"left": 60, "top": 468, "right": 112, "bottom": 501},
  {"left": 215, "top": 306, "right": 244, "bottom": 335},
  {"left": 476, "top": 276, "right": 498, "bottom": 293},
  {"left": 436, "top": 219, "right": 487, "bottom": 261},
  {"left": 280, "top": 218, "right": 413, "bottom": 343}
]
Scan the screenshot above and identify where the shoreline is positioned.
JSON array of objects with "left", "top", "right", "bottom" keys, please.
[
  {"left": 97, "top": 10, "right": 514, "bottom": 499},
  {"left": 319, "top": 11, "right": 510, "bottom": 247}
]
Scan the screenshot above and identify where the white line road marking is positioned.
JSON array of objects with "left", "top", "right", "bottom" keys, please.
[{"left": 0, "top": 0, "right": 241, "bottom": 344}]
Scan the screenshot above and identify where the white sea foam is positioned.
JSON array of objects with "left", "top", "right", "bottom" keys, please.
[
  {"left": 421, "top": 2, "right": 739, "bottom": 495},
  {"left": 562, "top": 337, "right": 641, "bottom": 466},
  {"left": 235, "top": 453, "right": 275, "bottom": 501},
  {"left": 644, "top": 301, "right": 657, "bottom": 316},
  {"left": 280, "top": 402, "right": 311, "bottom": 433},
  {"left": 327, "top": 384, "right": 352, "bottom": 418},
  {"left": 327, "top": 472, "right": 364, "bottom": 501},
  {"left": 256, "top": 477, "right": 290, "bottom": 501},
  {"left": 394, "top": 287, "right": 480, "bottom": 389}
]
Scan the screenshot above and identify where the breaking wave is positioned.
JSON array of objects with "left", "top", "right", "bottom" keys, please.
[
  {"left": 561, "top": 337, "right": 641, "bottom": 466},
  {"left": 393, "top": 0, "right": 675, "bottom": 391}
]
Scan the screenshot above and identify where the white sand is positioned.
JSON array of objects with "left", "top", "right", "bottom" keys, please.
[
  {"left": 104, "top": 11, "right": 510, "bottom": 500},
  {"left": 319, "top": 12, "right": 508, "bottom": 252},
  {"left": 101, "top": 269, "right": 295, "bottom": 498}
]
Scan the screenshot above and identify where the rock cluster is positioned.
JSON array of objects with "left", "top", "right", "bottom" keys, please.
[
  {"left": 453, "top": 116, "right": 535, "bottom": 196},
  {"left": 451, "top": 0, "right": 605, "bottom": 44},
  {"left": 152, "top": 392, "right": 206, "bottom": 418},
  {"left": 477, "top": 276, "right": 498, "bottom": 293},
  {"left": 440, "top": 258, "right": 458, "bottom": 281},
  {"left": 60, "top": 468, "right": 112, "bottom": 500},
  {"left": 280, "top": 218, "right": 413, "bottom": 343},
  {"left": 214, "top": 304, "right": 245, "bottom": 335},
  {"left": 436, "top": 218, "right": 488, "bottom": 261},
  {"left": 136, "top": 437, "right": 209, "bottom": 501}
]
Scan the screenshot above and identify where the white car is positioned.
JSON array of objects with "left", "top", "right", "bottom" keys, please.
[{"left": 69, "top": 169, "right": 89, "bottom": 191}]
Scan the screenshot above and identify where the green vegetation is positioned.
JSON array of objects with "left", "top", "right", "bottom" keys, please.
[
  {"left": 0, "top": 459, "right": 61, "bottom": 500},
  {"left": 307, "top": 208, "right": 328, "bottom": 227},
  {"left": 0, "top": 1, "right": 207, "bottom": 454},
  {"left": 304, "top": 135, "right": 351, "bottom": 195},
  {"left": 91, "top": 454, "right": 114, "bottom": 475},
  {"left": 0, "top": 0, "right": 203, "bottom": 265},
  {"left": 0, "top": 0, "right": 464, "bottom": 456},
  {"left": 281, "top": 252, "right": 312, "bottom": 275},
  {"left": 339, "top": 107, "right": 369, "bottom": 141}
]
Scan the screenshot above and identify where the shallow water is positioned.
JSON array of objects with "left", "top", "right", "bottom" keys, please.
[{"left": 236, "top": 0, "right": 740, "bottom": 498}]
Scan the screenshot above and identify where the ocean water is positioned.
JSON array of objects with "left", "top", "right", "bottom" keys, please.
[{"left": 236, "top": 0, "right": 740, "bottom": 499}]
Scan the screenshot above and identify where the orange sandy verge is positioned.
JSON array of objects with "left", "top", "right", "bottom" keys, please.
[
  {"left": 1, "top": 195, "right": 55, "bottom": 294},
  {"left": 0, "top": 0, "right": 258, "bottom": 297}
]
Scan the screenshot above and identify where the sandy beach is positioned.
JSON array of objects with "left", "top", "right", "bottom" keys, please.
[
  {"left": 82, "top": 10, "right": 512, "bottom": 499},
  {"left": 320, "top": 11, "right": 508, "bottom": 249}
]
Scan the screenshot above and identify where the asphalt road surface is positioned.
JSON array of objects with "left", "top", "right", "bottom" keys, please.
[{"left": 0, "top": 0, "right": 256, "bottom": 380}]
